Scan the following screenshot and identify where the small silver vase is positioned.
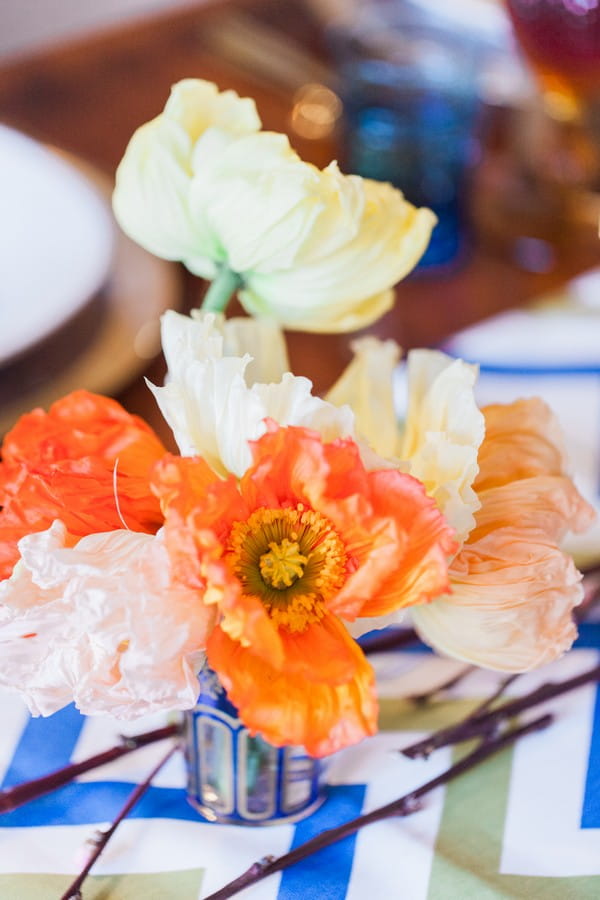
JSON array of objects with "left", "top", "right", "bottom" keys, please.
[{"left": 183, "top": 664, "right": 327, "bottom": 825}]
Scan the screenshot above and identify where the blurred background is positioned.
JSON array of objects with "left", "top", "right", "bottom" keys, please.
[{"left": 1, "top": 0, "right": 600, "bottom": 555}]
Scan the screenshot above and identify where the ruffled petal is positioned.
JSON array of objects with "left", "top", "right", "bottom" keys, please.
[
  {"left": 207, "top": 621, "right": 378, "bottom": 757},
  {"left": 400, "top": 349, "right": 484, "bottom": 543},
  {"left": 413, "top": 399, "right": 596, "bottom": 671},
  {"left": 326, "top": 336, "right": 403, "bottom": 461},
  {"left": 413, "top": 531, "right": 583, "bottom": 672},
  {"left": 0, "top": 391, "right": 166, "bottom": 580},
  {"left": 191, "top": 132, "right": 349, "bottom": 274},
  {"left": 0, "top": 524, "right": 209, "bottom": 717},
  {"left": 476, "top": 397, "right": 568, "bottom": 490},
  {"left": 241, "top": 178, "right": 435, "bottom": 333},
  {"left": 151, "top": 311, "right": 353, "bottom": 476}
]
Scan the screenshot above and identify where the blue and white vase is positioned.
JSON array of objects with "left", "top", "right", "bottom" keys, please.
[{"left": 184, "top": 664, "right": 328, "bottom": 825}]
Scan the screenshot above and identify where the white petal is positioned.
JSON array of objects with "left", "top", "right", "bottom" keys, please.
[
  {"left": 254, "top": 373, "right": 355, "bottom": 441},
  {"left": 160, "top": 309, "right": 289, "bottom": 385},
  {"left": 153, "top": 310, "right": 354, "bottom": 476},
  {"left": 400, "top": 349, "right": 485, "bottom": 543},
  {"left": 0, "top": 526, "right": 206, "bottom": 718}
]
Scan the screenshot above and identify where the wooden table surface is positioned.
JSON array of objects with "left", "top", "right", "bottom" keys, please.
[{"left": 1, "top": 0, "right": 599, "bottom": 447}]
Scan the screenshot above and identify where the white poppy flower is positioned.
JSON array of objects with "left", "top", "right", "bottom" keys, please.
[
  {"left": 149, "top": 311, "right": 355, "bottom": 477},
  {"left": 0, "top": 522, "right": 211, "bottom": 718}
]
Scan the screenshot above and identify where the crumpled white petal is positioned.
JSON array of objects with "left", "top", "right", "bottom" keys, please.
[
  {"left": 0, "top": 522, "right": 207, "bottom": 718},
  {"left": 149, "top": 310, "right": 355, "bottom": 476},
  {"left": 159, "top": 308, "right": 290, "bottom": 386}
]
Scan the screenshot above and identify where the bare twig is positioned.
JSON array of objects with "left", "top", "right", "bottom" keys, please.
[
  {"left": 0, "top": 722, "right": 181, "bottom": 814},
  {"left": 59, "top": 741, "right": 180, "bottom": 900},
  {"left": 470, "top": 674, "right": 520, "bottom": 717},
  {"left": 402, "top": 663, "right": 600, "bottom": 758},
  {"left": 202, "top": 715, "right": 552, "bottom": 900},
  {"left": 408, "top": 665, "right": 474, "bottom": 706}
]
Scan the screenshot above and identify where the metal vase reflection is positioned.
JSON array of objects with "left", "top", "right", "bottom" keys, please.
[{"left": 184, "top": 664, "right": 327, "bottom": 825}]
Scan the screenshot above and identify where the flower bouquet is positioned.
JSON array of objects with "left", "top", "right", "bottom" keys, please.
[{"left": 0, "top": 80, "right": 596, "bottom": 898}]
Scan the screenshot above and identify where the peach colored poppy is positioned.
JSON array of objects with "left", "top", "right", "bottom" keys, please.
[
  {"left": 0, "top": 390, "right": 167, "bottom": 580},
  {"left": 412, "top": 398, "right": 596, "bottom": 671},
  {"left": 153, "top": 423, "right": 456, "bottom": 756}
]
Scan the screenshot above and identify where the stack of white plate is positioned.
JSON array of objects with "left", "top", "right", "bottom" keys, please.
[{"left": 0, "top": 123, "right": 114, "bottom": 367}]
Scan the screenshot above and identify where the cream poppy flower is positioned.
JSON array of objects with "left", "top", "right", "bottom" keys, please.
[
  {"left": 327, "top": 340, "right": 595, "bottom": 671},
  {"left": 113, "top": 79, "right": 436, "bottom": 333},
  {"left": 0, "top": 522, "right": 212, "bottom": 718},
  {"left": 148, "top": 310, "right": 355, "bottom": 477},
  {"left": 327, "top": 339, "right": 484, "bottom": 542}
]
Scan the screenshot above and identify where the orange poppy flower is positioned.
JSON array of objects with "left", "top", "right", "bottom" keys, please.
[
  {"left": 0, "top": 390, "right": 167, "bottom": 580},
  {"left": 153, "top": 423, "right": 456, "bottom": 756}
]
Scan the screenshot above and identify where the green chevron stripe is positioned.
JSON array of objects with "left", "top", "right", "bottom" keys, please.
[
  {"left": 379, "top": 695, "right": 600, "bottom": 896},
  {"left": 0, "top": 869, "right": 204, "bottom": 900},
  {"left": 427, "top": 743, "right": 600, "bottom": 898}
]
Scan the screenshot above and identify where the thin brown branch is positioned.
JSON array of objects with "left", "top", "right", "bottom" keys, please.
[
  {"left": 469, "top": 673, "right": 520, "bottom": 718},
  {"left": 202, "top": 714, "right": 552, "bottom": 900},
  {"left": 59, "top": 741, "right": 180, "bottom": 900},
  {"left": 402, "top": 663, "right": 600, "bottom": 758},
  {"left": 0, "top": 722, "right": 181, "bottom": 814},
  {"left": 408, "top": 665, "right": 475, "bottom": 705}
]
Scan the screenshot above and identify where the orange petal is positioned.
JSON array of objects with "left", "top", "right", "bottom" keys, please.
[
  {"left": 153, "top": 453, "right": 285, "bottom": 669},
  {"left": 327, "top": 468, "right": 457, "bottom": 619},
  {"left": 278, "top": 612, "right": 368, "bottom": 684},
  {"left": 207, "top": 623, "right": 377, "bottom": 757},
  {"left": 0, "top": 391, "right": 166, "bottom": 579},
  {"left": 150, "top": 454, "right": 219, "bottom": 518},
  {"left": 469, "top": 476, "right": 596, "bottom": 543},
  {"left": 241, "top": 423, "right": 331, "bottom": 511}
]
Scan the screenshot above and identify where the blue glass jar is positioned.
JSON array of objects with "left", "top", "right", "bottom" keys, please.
[{"left": 184, "top": 664, "right": 327, "bottom": 825}]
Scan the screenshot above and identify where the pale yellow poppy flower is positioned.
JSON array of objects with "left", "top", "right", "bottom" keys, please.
[{"left": 113, "top": 78, "right": 436, "bottom": 333}]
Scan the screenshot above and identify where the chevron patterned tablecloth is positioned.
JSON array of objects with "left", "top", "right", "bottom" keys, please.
[{"left": 0, "top": 621, "right": 599, "bottom": 900}]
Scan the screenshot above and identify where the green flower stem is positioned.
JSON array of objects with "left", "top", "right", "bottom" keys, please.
[{"left": 202, "top": 267, "right": 243, "bottom": 313}]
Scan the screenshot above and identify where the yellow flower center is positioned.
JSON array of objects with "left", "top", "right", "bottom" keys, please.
[
  {"left": 260, "top": 538, "right": 308, "bottom": 589},
  {"left": 228, "top": 504, "right": 347, "bottom": 632}
]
